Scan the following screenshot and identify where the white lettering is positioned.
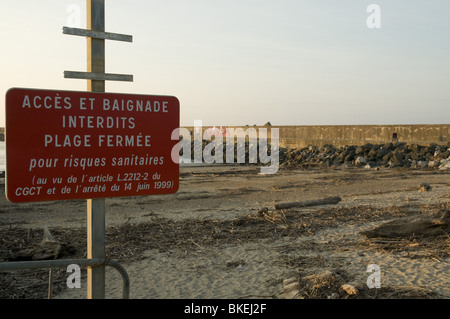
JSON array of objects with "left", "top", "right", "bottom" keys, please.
[
  {"left": 22, "top": 95, "right": 31, "bottom": 108},
  {"left": 80, "top": 97, "right": 87, "bottom": 110},
  {"left": 44, "top": 135, "right": 91, "bottom": 148},
  {"left": 98, "top": 134, "right": 151, "bottom": 147},
  {"left": 66, "top": 4, "right": 81, "bottom": 28},
  {"left": 66, "top": 264, "right": 81, "bottom": 289},
  {"left": 44, "top": 96, "right": 52, "bottom": 109},
  {"left": 171, "top": 128, "right": 191, "bottom": 164},
  {"left": 101, "top": 98, "right": 171, "bottom": 112},
  {"left": 367, "top": 264, "right": 381, "bottom": 288},
  {"left": 15, "top": 187, "right": 42, "bottom": 196},
  {"left": 21, "top": 95, "right": 72, "bottom": 109},
  {"left": 367, "top": 4, "right": 381, "bottom": 29},
  {"left": 33, "top": 96, "right": 41, "bottom": 108}
]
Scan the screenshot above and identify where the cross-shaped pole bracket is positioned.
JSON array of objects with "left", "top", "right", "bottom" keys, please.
[{"left": 63, "top": 26, "right": 134, "bottom": 82}]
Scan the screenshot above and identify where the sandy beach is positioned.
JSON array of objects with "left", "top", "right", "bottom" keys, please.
[{"left": 0, "top": 164, "right": 449, "bottom": 299}]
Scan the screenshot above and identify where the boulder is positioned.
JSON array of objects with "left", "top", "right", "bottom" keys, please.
[
  {"left": 341, "top": 284, "right": 358, "bottom": 296},
  {"left": 391, "top": 152, "right": 404, "bottom": 163},
  {"left": 416, "top": 161, "right": 428, "bottom": 168},
  {"left": 355, "top": 146, "right": 364, "bottom": 155},
  {"left": 428, "top": 160, "right": 440, "bottom": 168},
  {"left": 377, "top": 149, "right": 388, "bottom": 158},
  {"left": 418, "top": 182, "right": 432, "bottom": 192},
  {"left": 355, "top": 156, "right": 367, "bottom": 166},
  {"left": 439, "top": 159, "right": 450, "bottom": 170}
]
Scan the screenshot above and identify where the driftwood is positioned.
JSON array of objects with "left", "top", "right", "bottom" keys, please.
[
  {"left": 275, "top": 196, "right": 342, "bottom": 210},
  {"left": 361, "top": 209, "right": 450, "bottom": 239},
  {"left": 9, "top": 226, "right": 64, "bottom": 261}
]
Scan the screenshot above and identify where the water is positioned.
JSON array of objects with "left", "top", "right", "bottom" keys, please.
[{"left": 0, "top": 141, "right": 4, "bottom": 172}]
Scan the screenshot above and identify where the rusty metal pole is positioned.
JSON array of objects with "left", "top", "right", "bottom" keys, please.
[{"left": 86, "top": 0, "right": 106, "bottom": 299}]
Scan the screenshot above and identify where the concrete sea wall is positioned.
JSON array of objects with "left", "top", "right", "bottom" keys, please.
[{"left": 182, "top": 124, "right": 450, "bottom": 148}]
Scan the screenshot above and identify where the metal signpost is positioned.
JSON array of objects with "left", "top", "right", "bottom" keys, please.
[
  {"left": 3, "top": 0, "right": 180, "bottom": 299},
  {"left": 70, "top": 0, "right": 122, "bottom": 299}
]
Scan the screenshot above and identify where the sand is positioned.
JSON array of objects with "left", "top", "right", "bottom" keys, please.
[{"left": 0, "top": 164, "right": 449, "bottom": 299}]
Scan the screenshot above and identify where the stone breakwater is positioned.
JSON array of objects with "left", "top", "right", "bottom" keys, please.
[
  {"left": 186, "top": 141, "right": 450, "bottom": 170},
  {"left": 279, "top": 142, "right": 450, "bottom": 169}
]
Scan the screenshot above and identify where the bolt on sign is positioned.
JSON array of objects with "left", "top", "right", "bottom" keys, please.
[{"left": 5, "top": 88, "right": 180, "bottom": 203}]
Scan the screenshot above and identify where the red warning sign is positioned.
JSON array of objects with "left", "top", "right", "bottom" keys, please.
[{"left": 5, "top": 88, "right": 180, "bottom": 203}]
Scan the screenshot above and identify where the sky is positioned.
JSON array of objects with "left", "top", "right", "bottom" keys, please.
[{"left": 0, "top": 0, "right": 449, "bottom": 127}]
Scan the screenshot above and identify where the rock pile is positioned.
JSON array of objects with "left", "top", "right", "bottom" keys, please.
[
  {"left": 279, "top": 142, "right": 450, "bottom": 169},
  {"left": 184, "top": 139, "right": 450, "bottom": 169}
]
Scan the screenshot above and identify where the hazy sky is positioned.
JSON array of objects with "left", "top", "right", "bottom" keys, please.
[{"left": 1, "top": 0, "right": 449, "bottom": 127}]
